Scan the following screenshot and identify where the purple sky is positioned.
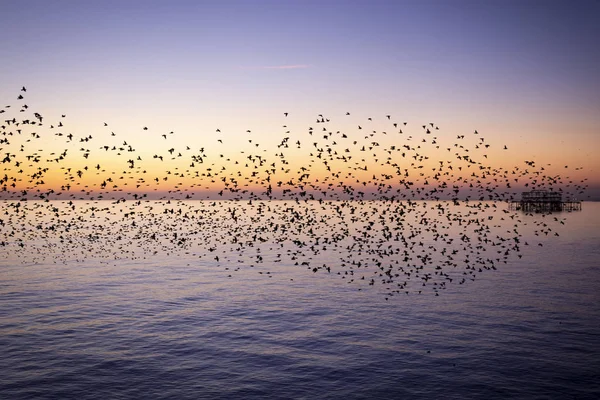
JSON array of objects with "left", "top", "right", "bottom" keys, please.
[{"left": 2, "top": 0, "right": 599, "bottom": 198}]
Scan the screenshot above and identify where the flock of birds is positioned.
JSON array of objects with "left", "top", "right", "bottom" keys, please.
[{"left": 0, "top": 87, "right": 589, "bottom": 297}]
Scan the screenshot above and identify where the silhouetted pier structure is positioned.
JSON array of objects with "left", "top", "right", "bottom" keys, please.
[{"left": 509, "top": 190, "right": 581, "bottom": 213}]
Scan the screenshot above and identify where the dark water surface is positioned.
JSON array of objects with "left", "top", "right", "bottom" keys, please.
[{"left": 1, "top": 201, "right": 599, "bottom": 399}]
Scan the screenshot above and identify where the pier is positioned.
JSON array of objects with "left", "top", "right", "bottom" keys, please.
[{"left": 508, "top": 190, "right": 581, "bottom": 213}]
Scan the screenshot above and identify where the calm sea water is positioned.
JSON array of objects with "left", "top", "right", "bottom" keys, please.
[{"left": 1, "top": 201, "right": 599, "bottom": 399}]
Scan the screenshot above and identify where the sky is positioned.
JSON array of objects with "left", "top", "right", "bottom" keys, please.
[{"left": 1, "top": 0, "right": 599, "bottom": 200}]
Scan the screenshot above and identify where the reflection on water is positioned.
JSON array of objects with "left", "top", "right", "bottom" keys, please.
[{"left": 1, "top": 201, "right": 599, "bottom": 399}]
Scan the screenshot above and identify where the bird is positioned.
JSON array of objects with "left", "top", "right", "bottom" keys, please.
[{"left": 0, "top": 87, "right": 584, "bottom": 299}]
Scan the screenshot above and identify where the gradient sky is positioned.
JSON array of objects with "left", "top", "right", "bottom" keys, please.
[{"left": 1, "top": 0, "right": 599, "bottom": 199}]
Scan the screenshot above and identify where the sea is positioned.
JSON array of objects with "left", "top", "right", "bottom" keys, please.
[{"left": 1, "top": 200, "right": 599, "bottom": 399}]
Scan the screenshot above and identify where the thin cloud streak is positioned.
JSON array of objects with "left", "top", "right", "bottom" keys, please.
[{"left": 238, "top": 64, "right": 310, "bottom": 70}]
